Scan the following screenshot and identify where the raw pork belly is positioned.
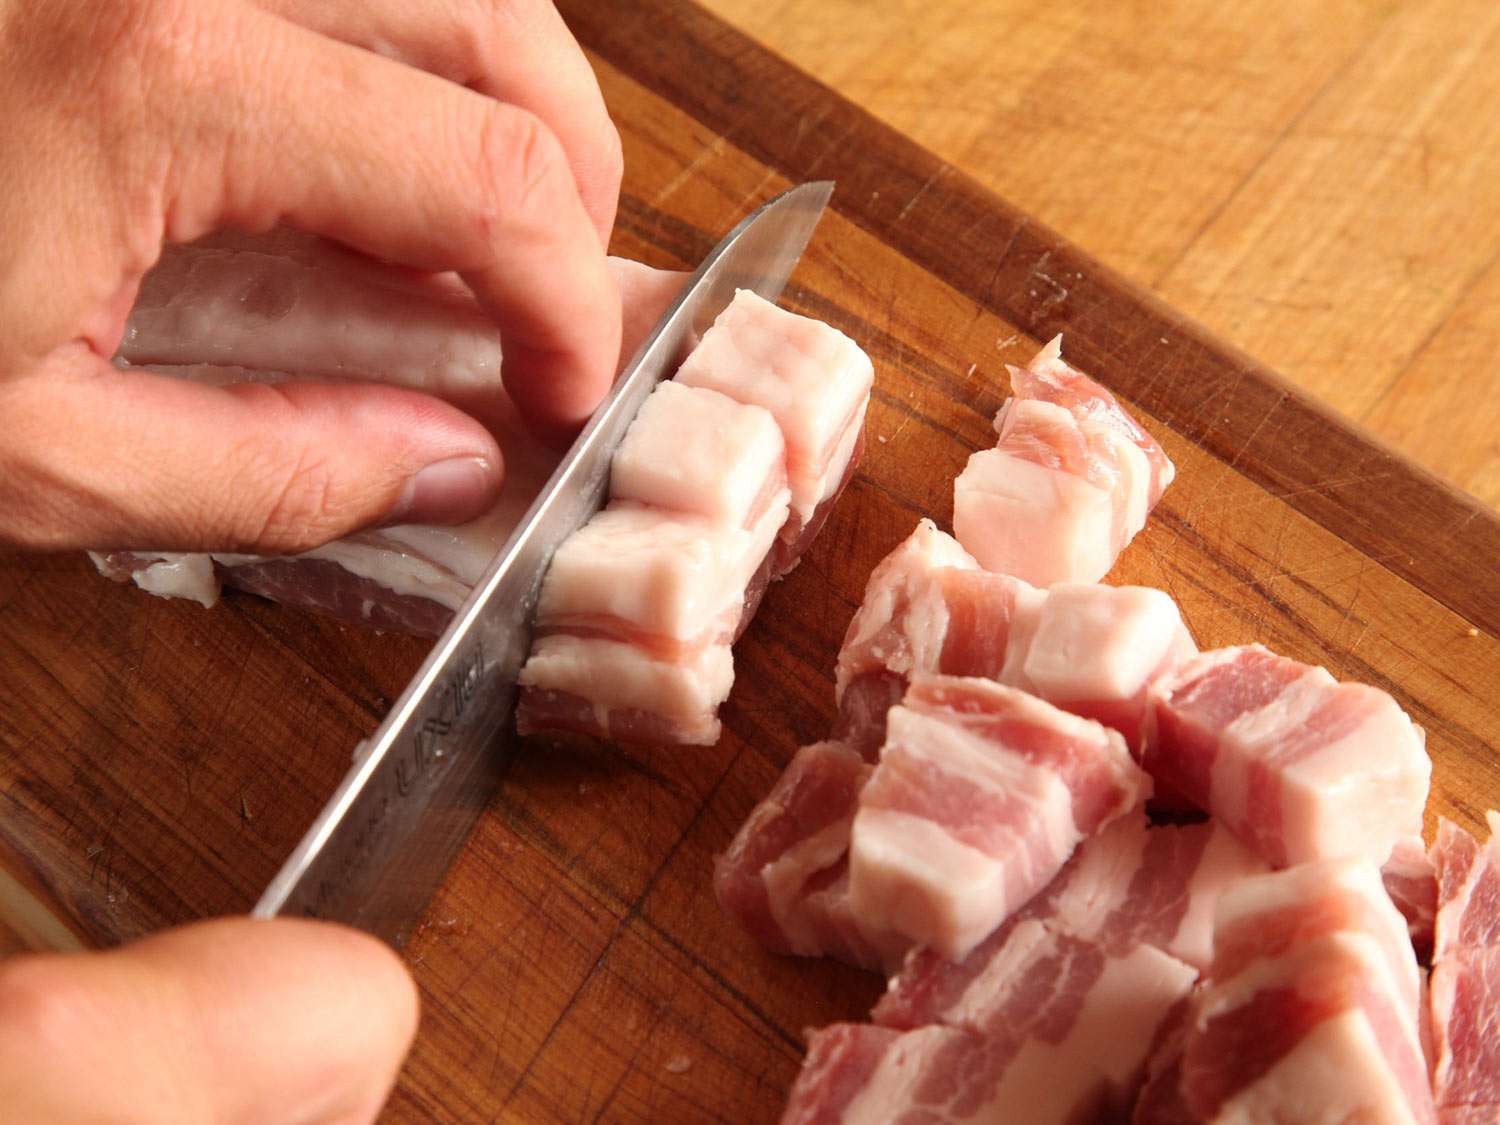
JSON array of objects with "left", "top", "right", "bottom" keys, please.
[
  {"left": 1383, "top": 833, "right": 1438, "bottom": 963},
  {"left": 952, "top": 336, "right": 1175, "bottom": 585},
  {"left": 712, "top": 741, "right": 908, "bottom": 973},
  {"left": 518, "top": 294, "right": 871, "bottom": 746},
  {"left": 783, "top": 922, "right": 1195, "bottom": 1125},
  {"left": 874, "top": 810, "right": 1263, "bottom": 1035},
  {"left": 1177, "top": 859, "right": 1435, "bottom": 1124},
  {"left": 98, "top": 233, "right": 688, "bottom": 633},
  {"left": 675, "top": 289, "right": 873, "bottom": 573},
  {"left": 834, "top": 521, "right": 1195, "bottom": 758},
  {"left": 848, "top": 674, "right": 1146, "bottom": 960},
  {"left": 1143, "top": 644, "right": 1430, "bottom": 867},
  {"left": 1429, "top": 814, "right": 1500, "bottom": 1116}
]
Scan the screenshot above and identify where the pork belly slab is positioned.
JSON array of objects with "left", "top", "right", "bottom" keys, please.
[
  {"left": 834, "top": 520, "right": 1195, "bottom": 759},
  {"left": 517, "top": 292, "right": 870, "bottom": 746},
  {"left": 1143, "top": 643, "right": 1430, "bottom": 868},
  {"left": 783, "top": 924, "right": 1196, "bottom": 1125},
  {"left": 848, "top": 675, "right": 1146, "bottom": 961},
  {"left": 1429, "top": 814, "right": 1500, "bottom": 1117},
  {"left": 1176, "top": 859, "right": 1435, "bottom": 1124},
  {"left": 98, "top": 235, "right": 687, "bottom": 632},
  {"left": 952, "top": 336, "right": 1174, "bottom": 585}
]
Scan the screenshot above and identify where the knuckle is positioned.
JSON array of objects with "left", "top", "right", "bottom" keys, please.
[{"left": 471, "top": 105, "right": 567, "bottom": 238}]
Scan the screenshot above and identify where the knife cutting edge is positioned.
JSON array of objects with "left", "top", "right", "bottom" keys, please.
[{"left": 253, "top": 181, "right": 835, "bottom": 945}]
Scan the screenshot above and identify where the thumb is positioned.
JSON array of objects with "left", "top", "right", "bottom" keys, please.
[
  {"left": 0, "top": 347, "right": 503, "bottom": 553},
  {"left": 0, "top": 917, "right": 419, "bottom": 1124}
]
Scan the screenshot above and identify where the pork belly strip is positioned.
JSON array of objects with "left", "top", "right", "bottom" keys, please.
[
  {"left": 782, "top": 926, "right": 1194, "bottom": 1125},
  {"left": 1178, "top": 859, "right": 1434, "bottom": 1124},
  {"left": 848, "top": 675, "right": 1146, "bottom": 961},
  {"left": 952, "top": 335, "right": 1174, "bottom": 585},
  {"left": 1143, "top": 643, "right": 1431, "bottom": 868}
]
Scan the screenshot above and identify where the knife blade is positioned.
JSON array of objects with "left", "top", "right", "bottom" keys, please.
[{"left": 253, "top": 181, "right": 835, "bottom": 945}]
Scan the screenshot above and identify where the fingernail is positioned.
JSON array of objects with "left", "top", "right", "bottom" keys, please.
[{"left": 385, "top": 456, "right": 495, "bottom": 526}]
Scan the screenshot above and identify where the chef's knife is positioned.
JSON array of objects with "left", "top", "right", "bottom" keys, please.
[{"left": 254, "top": 182, "right": 835, "bottom": 945}]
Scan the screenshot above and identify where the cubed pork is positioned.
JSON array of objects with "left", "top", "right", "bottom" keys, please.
[
  {"left": 953, "top": 336, "right": 1174, "bottom": 585},
  {"left": 848, "top": 675, "right": 1146, "bottom": 960},
  {"left": 1143, "top": 644, "right": 1430, "bottom": 867}
]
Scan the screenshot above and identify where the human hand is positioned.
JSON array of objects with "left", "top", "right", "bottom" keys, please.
[
  {"left": 0, "top": 0, "right": 623, "bottom": 555},
  {"left": 0, "top": 917, "right": 419, "bottom": 1123}
]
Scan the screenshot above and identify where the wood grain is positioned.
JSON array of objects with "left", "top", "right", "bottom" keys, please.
[
  {"left": 697, "top": 0, "right": 1500, "bottom": 510},
  {"left": 1, "top": 5, "right": 1498, "bottom": 1122}
]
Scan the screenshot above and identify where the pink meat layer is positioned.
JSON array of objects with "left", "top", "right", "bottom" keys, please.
[
  {"left": 1182, "top": 939, "right": 1435, "bottom": 1123},
  {"left": 712, "top": 741, "right": 907, "bottom": 972},
  {"left": 848, "top": 675, "right": 1146, "bottom": 960},
  {"left": 1144, "top": 644, "right": 1430, "bottom": 867}
]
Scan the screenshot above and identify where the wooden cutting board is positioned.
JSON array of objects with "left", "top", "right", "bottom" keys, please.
[{"left": 4, "top": 2, "right": 1499, "bottom": 1120}]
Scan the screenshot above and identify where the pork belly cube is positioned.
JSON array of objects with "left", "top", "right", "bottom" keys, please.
[
  {"left": 874, "top": 811, "right": 1263, "bottom": 1033},
  {"left": 953, "top": 407, "right": 1134, "bottom": 586},
  {"left": 1019, "top": 583, "right": 1197, "bottom": 752},
  {"left": 516, "top": 635, "right": 733, "bottom": 746},
  {"left": 1178, "top": 859, "right": 1435, "bottom": 1124},
  {"left": 1033, "top": 809, "right": 1268, "bottom": 972},
  {"left": 1211, "top": 859, "right": 1422, "bottom": 1016},
  {"left": 712, "top": 741, "right": 909, "bottom": 972},
  {"left": 1014, "top": 334, "right": 1176, "bottom": 503},
  {"left": 610, "top": 382, "right": 788, "bottom": 527},
  {"left": 834, "top": 520, "right": 979, "bottom": 700},
  {"left": 675, "top": 289, "right": 872, "bottom": 556},
  {"left": 1183, "top": 933, "right": 1435, "bottom": 1124},
  {"left": 533, "top": 502, "right": 782, "bottom": 660},
  {"left": 835, "top": 520, "right": 1196, "bottom": 759},
  {"left": 848, "top": 675, "right": 1146, "bottom": 960},
  {"left": 1144, "top": 644, "right": 1430, "bottom": 868},
  {"left": 786, "top": 926, "right": 1194, "bottom": 1124},
  {"left": 954, "top": 336, "right": 1173, "bottom": 585}
]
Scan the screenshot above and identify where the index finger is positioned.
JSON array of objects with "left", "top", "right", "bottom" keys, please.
[
  {"left": 147, "top": 1, "right": 621, "bottom": 431},
  {"left": 254, "top": 0, "right": 624, "bottom": 243}
]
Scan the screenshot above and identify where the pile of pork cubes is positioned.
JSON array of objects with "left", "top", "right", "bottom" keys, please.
[{"left": 717, "top": 338, "right": 1484, "bottom": 1124}]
